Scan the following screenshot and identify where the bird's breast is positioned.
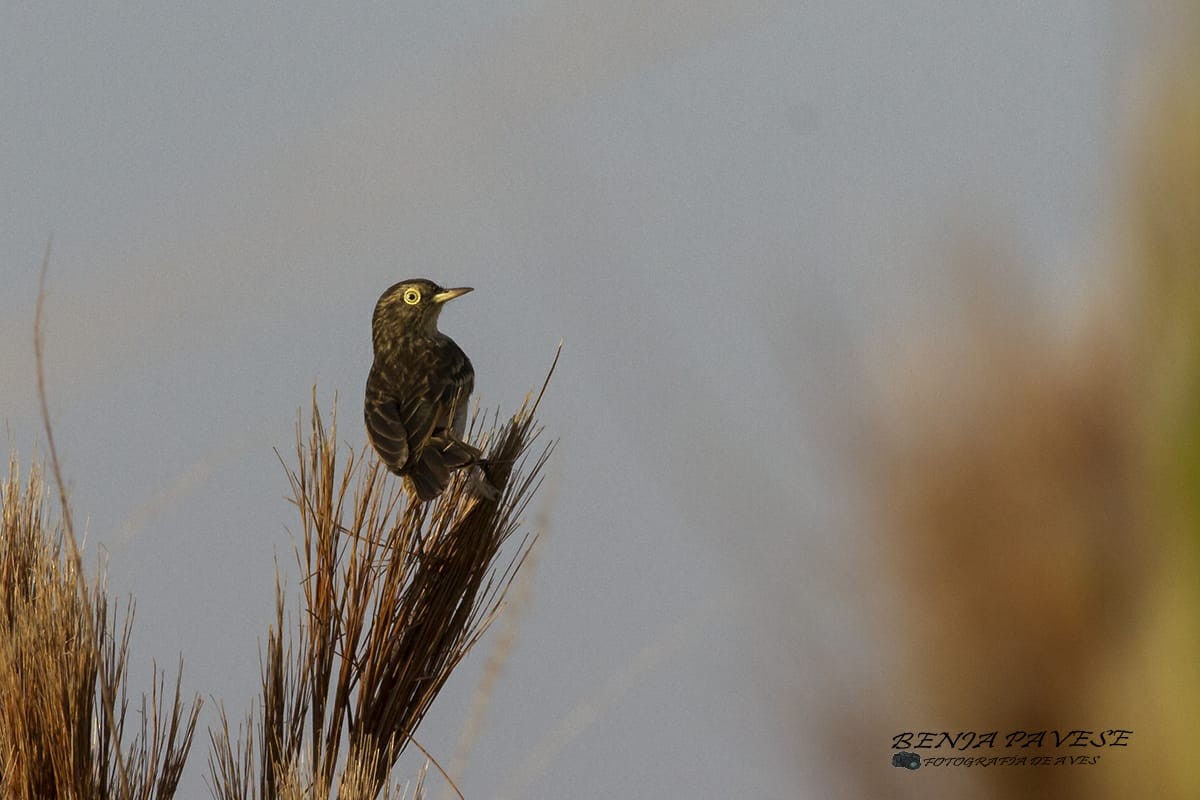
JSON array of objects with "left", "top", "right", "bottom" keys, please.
[{"left": 373, "top": 335, "right": 471, "bottom": 387}]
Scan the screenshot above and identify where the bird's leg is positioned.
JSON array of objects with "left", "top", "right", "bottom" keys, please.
[
  {"left": 467, "top": 462, "right": 499, "bottom": 501},
  {"left": 446, "top": 437, "right": 497, "bottom": 500}
]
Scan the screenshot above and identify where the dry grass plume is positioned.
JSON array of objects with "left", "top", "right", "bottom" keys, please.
[
  {"left": 0, "top": 248, "right": 202, "bottom": 798},
  {"left": 208, "top": 356, "right": 557, "bottom": 799}
]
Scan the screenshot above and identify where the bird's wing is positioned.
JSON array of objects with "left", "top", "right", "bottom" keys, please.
[
  {"left": 364, "top": 396, "right": 413, "bottom": 473},
  {"left": 406, "top": 374, "right": 480, "bottom": 500},
  {"left": 448, "top": 368, "right": 474, "bottom": 438},
  {"left": 429, "top": 342, "right": 474, "bottom": 439}
]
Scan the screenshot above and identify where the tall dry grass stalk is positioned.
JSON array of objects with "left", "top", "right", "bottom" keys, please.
[
  {"left": 208, "top": 361, "right": 556, "bottom": 800},
  {"left": 0, "top": 250, "right": 202, "bottom": 799},
  {"left": 0, "top": 457, "right": 202, "bottom": 798}
]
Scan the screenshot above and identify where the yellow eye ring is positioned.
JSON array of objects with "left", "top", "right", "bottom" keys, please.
[{"left": 402, "top": 288, "right": 421, "bottom": 305}]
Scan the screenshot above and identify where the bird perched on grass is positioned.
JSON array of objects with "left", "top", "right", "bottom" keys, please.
[{"left": 365, "top": 278, "right": 485, "bottom": 501}]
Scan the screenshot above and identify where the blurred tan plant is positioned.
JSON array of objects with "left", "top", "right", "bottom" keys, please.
[{"left": 869, "top": 23, "right": 1200, "bottom": 800}]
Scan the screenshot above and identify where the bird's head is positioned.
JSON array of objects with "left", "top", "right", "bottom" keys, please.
[{"left": 372, "top": 278, "right": 473, "bottom": 351}]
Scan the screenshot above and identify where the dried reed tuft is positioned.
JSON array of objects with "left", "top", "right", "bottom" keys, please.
[
  {"left": 209, "top": 355, "right": 557, "bottom": 800},
  {"left": 0, "top": 248, "right": 202, "bottom": 799}
]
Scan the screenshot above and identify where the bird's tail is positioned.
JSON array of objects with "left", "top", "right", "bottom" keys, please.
[{"left": 407, "top": 435, "right": 483, "bottom": 502}]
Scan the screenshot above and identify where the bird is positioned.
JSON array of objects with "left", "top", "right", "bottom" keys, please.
[{"left": 364, "top": 278, "right": 484, "bottom": 501}]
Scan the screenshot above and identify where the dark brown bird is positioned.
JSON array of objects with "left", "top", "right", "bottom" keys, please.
[{"left": 365, "top": 278, "right": 481, "bottom": 501}]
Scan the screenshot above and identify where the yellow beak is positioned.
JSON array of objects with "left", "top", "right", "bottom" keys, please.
[{"left": 433, "top": 287, "right": 473, "bottom": 304}]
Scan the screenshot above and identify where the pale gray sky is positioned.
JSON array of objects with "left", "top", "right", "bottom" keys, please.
[{"left": 2, "top": 3, "right": 1144, "bottom": 797}]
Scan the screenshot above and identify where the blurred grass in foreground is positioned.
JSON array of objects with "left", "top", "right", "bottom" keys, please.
[{"left": 868, "top": 21, "right": 1200, "bottom": 800}]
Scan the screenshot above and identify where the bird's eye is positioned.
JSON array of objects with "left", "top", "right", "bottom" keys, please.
[{"left": 403, "top": 288, "right": 421, "bottom": 305}]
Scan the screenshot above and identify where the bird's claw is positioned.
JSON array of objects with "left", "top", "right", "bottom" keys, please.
[{"left": 469, "top": 466, "right": 500, "bottom": 501}]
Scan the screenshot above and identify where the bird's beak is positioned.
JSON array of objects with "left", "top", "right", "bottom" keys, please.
[{"left": 433, "top": 287, "right": 473, "bottom": 304}]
